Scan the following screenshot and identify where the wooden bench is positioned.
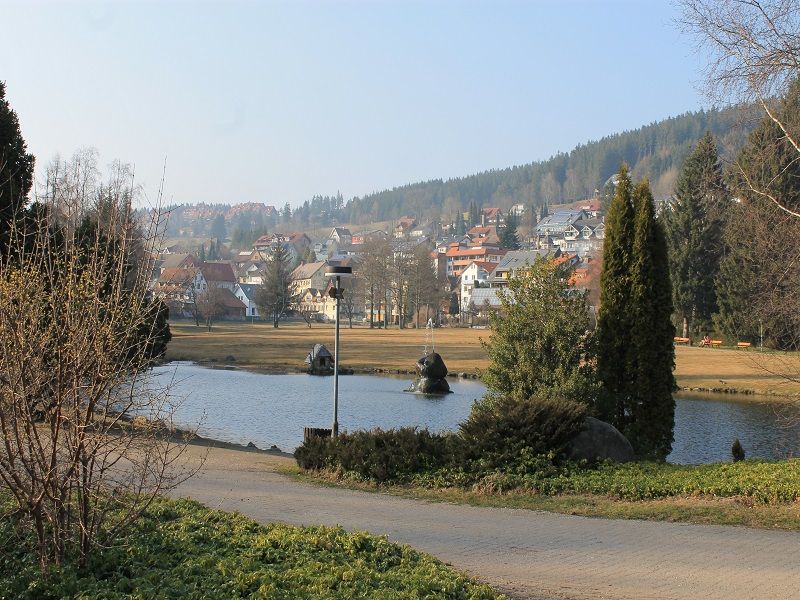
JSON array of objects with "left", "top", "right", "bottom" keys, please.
[
  {"left": 736, "top": 342, "right": 752, "bottom": 349},
  {"left": 674, "top": 337, "right": 690, "bottom": 345},
  {"left": 711, "top": 340, "right": 723, "bottom": 347}
]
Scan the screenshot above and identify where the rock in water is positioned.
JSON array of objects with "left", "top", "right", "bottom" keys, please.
[
  {"left": 567, "top": 417, "right": 635, "bottom": 463},
  {"left": 406, "top": 353, "right": 452, "bottom": 394},
  {"left": 416, "top": 352, "right": 448, "bottom": 379}
]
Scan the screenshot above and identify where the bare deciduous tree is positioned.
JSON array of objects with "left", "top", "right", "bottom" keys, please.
[
  {"left": 0, "top": 153, "right": 193, "bottom": 572},
  {"left": 680, "top": 0, "right": 800, "bottom": 218},
  {"left": 197, "top": 285, "right": 227, "bottom": 331}
]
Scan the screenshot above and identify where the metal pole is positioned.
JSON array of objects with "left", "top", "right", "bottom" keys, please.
[{"left": 332, "top": 275, "right": 341, "bottom": 438}]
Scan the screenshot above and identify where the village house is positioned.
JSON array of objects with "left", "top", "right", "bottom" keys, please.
[
  {"left": 351, "top": 229, "right": 388, "bottom": 245},
  {"left": 253, "top": 232, "right": 311, "bottom": 264},
  {"left": 489, "top": 249, "right": 558, "bottom": 287},
  {"left": 560, "top": 217, "right": 605, "bottom": 257},
  {"left": 234, "top": 283, "right": 261, "bottom": 318},
  {"left": 199, "top": 262, "right": 237, "bottom": 291},
  {"left": 536, "top": 209, "right": 587, "bottom": 238},
  {"left": 328, "top": 227, "right": 352, "bottom": 245},
  {"left": 459, "top": 260, "right": 499, "bottom": 313},
  {"left": 394, "top": 216, "right": 417, "bottom": 238},
  {"left": 480, "top": 207, "right": 504, "bottom": 226},
  {"left": 289, "top": 261, "right": 329, "bottom": 300},
  {"left": 444, "top": 244, "right": 507, "bottom": 278}
]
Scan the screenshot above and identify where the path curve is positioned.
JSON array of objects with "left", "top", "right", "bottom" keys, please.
[{"left": 173, "top": 445, "right": 800, "bottom": 600}]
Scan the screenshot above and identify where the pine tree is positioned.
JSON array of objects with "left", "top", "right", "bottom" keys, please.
[
  {"left": 256, "top": 244, "right": 292, "bottom": 328},
  {"left": 455, "top": 214, "right": 466, "bottom": 236},
  {"left": 198, "top": 243, "right": 205, "bottom": 263},
  {"left": 664, "top": 132, "right": 724, "bottom": 338},
  {"left": 499, "top": 213, "right": 520, "bottom": 250},
  {"left": 0, "top": 82, "right": 35, "bottom": 253},
  {"left": 596, "top": 165, "right": 636, "bottom": 424},
  {"left": 626, "top": 180, "right": 675, "bottom": 459}
]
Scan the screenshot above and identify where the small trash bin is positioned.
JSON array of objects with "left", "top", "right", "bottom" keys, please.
[{"left": 303, "top": 427, "right": 332, "bottom": 442}]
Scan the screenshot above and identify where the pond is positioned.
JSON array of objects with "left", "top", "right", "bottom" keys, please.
[{"left": 153, "top": 362, "right": 800, "bottom": 464}]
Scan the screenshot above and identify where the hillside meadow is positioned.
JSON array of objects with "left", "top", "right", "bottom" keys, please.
[{"left": 165, "top": 320, "right": 800, "bottom": 397}]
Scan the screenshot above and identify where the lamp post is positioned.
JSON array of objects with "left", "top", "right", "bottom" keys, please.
[{"left": 324, "top": 265, "right": 352, "bottom": 437}]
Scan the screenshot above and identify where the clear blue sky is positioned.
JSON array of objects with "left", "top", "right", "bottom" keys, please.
[{"left": 2, "top": 1, "right": 706, "bottom": 208}]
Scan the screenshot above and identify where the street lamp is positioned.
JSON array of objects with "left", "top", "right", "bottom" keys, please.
[{"left": 324, "top": 265, "right": 352, "bottom": 437}]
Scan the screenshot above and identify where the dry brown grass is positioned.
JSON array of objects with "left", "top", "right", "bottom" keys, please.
[{"left": 165, "top": 320, "right": 800, "bottom": 396}]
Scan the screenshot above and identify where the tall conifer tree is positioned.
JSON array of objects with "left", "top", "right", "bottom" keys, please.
[
  {"left": 596, "top": 165, "right": 635, "bottom": 424},
  {"left": 627, "top": 180, "right": 675, "bottom": 459},
  {"left": 597, "top": 167, "right": 676, "bottom": 459},
  {"left": 664, "top": 132, "right": 724, "bottom": 338},
  {"left": 500, "top": 213, "right": 520, "bottom": 250},
  {"left": 0, "top": 82, "right": 35, "bottom": 253}
]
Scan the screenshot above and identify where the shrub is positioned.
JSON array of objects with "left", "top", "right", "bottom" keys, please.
[
  {"left": 295, "top": 434, "right": 338, "bottom": 470},
  {"left": 732, "top": 438, "right": 746, "bottom": 462},
  {"left": 295, "top": 427, "right": 464, "bottom": 482},
  {"left": 460, "top": 395, "right": 588, "bottom": 469}
]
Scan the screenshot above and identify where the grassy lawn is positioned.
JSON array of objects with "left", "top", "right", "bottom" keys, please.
[
  {"left": 280, "top": 461, "right": 800, "bottom": 531},
  {"left": 166, "top": 320, "right": 800, "bottom": 396},
  {"left": 0, "top": 495, "right": 502, "bottom": 600}
]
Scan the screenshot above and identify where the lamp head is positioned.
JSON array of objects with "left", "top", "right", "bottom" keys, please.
[{"left": 325, "top": 265, "right": 353, "bottom": 278}]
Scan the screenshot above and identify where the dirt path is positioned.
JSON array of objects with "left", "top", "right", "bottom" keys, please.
[{"left": 173, "top": 444, "right": 800, "bottom": 600}]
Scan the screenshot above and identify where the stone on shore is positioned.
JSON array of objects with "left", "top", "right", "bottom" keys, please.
[{"left": 567, "top": 417, "right": 636, "bottom": 463}]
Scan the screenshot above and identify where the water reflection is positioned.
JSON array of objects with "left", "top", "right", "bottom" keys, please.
[{"left": 154, "top": 363, "right": 800, "bottom": 464}]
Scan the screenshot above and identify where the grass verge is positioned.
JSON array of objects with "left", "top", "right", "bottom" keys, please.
[
  {"left": 0, "top": 495, "right": 502, "bottom": 600},
  {"left": 277, "top": 461, "right": 800, "bottom": 531}
]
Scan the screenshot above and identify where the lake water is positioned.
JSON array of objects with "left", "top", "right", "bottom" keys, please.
[{"left": 153, "top": 362, "right": 800, "bottom": 464}]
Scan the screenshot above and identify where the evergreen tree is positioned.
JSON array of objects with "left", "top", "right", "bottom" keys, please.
[
  {"left": 282, "top": 203, "right": 291, "bottom": 225},
  {"left": 626, "top": 180, "right": 675, "bottom": 460},
  {"left": 448, "top": 292, "right": 460, "bottom": 316},
  {"left": 198, "top": 243, "right": 205, "bottom": 262},
  {"left": 470, "top": 201, "right": 480, "bottom": 227},
  {"left": 499, "top": 212, "right": 520, "bottom": 250},
  {"left": 455, "top": 213, "right": 466, "bottom": 236},
  {"left": 596, "top": 165, "right": 636, "bottom": 424},
  {"left": 597, "top": 166, "right": 676, "bottom": 460},
  {"left": 482, "top": 257, "right": 597, "bottom": 404},
  {"left": 256, "top": 244, "right": 292, "bottom": 328},
  {"left": 0, "top": 82, "right": 35, "bottom": 253},
  {"left": 664, "top": 132, "right": 724, "bottom": 338},
  {"left": 210, "top": 214, "right": 226, "bottom": 241}
]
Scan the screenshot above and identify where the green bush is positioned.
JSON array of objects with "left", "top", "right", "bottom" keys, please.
[
  {"left": 0, "top": 495, "right": 502, "bottom": 599},
  {"left": 295, "top": 427, "right": 464, "bottom": 482},
  {"left": 295, "top": 434, "right": 338, "bottom": 470},
  {"left": 459, "top": 395, "right": 588, "bottom": 469}
]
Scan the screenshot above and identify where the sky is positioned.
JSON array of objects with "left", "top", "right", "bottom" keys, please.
[{"left": 2, "top": 0, "right": 708, "bottom": 208}]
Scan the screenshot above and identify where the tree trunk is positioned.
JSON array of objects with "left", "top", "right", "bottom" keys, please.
[{"left": 682, "top": 315, "right": 688, "bottom": 339}]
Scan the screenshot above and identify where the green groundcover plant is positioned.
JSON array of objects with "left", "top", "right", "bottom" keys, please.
[
  {"left": 0, "top": 495, "right": 502, "bottom": 600},
  {"left": 408, "top": 457, "right": 800, "bottom": 504}
]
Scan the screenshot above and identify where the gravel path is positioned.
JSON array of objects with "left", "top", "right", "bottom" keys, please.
[{"left": 173, "top": 445, "right": 800, "bottom": 600}]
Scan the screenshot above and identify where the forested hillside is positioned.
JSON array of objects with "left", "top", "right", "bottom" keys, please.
[
  {"left": 149, "top": 105, "right": 758, "bottom": 237},
  {"left": 342, "top": 105, "right": 757, "bottom": 225}
]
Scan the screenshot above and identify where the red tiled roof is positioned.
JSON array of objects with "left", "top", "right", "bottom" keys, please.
[
  {"left": 200, "top": 261, "right": 236, "bottom": 283},
  {"left": 158, "top": 266, "right": 197, "bottom": 284},
  {"left": 472, "top": 260, "right": 499, "bottom": 274}
]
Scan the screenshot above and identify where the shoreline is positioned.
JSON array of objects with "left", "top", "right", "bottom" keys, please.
[{"left": 163, "top": 358, "right": 799, "bottom": 400}]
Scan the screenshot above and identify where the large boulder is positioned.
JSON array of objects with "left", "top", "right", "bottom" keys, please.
[
  {"left": 416, "top": 352, "right": 448, "bottom": 379},
  {"left": 410, "top": 377, "right": 450, "bottom": 394},
  {"left": 567, "top": 417, "right": 635, "bottom": 463}
]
